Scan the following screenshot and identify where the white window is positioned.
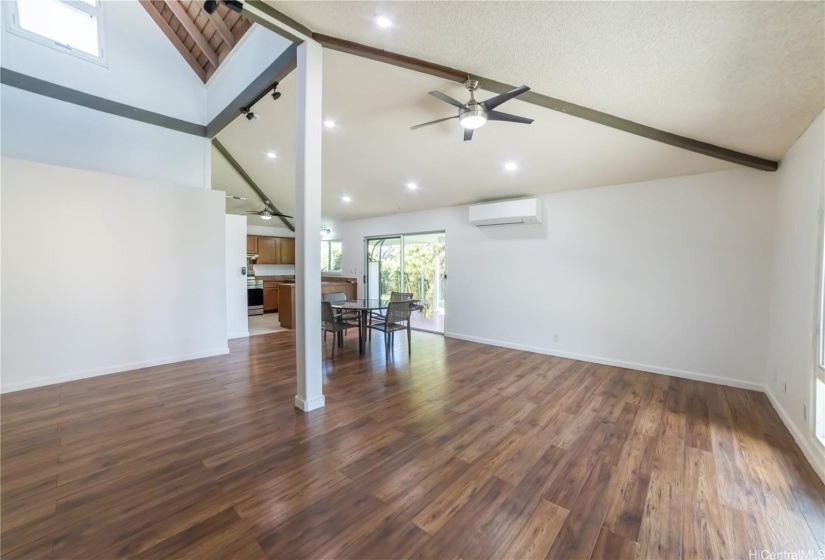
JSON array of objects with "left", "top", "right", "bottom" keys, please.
[
  {"left": 5, "top": 0, "right": 106, "bottom": 64},
  {"left": 321, "top": 240, "right": 342, "bottom": 272}
]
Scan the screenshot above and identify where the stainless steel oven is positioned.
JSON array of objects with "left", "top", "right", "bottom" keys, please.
[{"left": 247, "top": 255, "right": 263, "bottom": 316}]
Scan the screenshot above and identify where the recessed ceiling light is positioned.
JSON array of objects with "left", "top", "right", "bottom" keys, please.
[
  {"left": 504, "top": 162, "right": 519, "bottom": 171},
  {"left": 323, "top": 120, "right": 336, "bottom": 129},
  {"left": 341, "top": 195, "right": 352, "bottom": 203},
  {"left": 265, "top": 151, "right": 277, "bottom": 159},
  {"left": 375, "top": 16, "right": 392, "bottom": 28},
  {"left": 406, "top": 182, "right": 418, "bottom": 190}
]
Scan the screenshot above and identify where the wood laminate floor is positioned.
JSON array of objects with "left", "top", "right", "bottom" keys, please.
[{"left": 2, "top": 332, "right": 824, "bottom": 559}]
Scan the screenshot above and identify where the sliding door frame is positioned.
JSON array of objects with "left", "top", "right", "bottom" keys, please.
[{"left": 364, "top": 230, "right": 446, "bottom": 334}]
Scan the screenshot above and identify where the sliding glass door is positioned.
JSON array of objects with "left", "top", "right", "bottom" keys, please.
[{"left": 366, "top": 232, "right": 446, "bottom": 333}]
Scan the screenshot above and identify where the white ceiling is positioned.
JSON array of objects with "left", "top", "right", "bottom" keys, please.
[
  {"left": 269, "top": 0, "right": 824, "bottom": 162},
  {"left": 214, "top": 48, "right": 740, "bottom": 223}
]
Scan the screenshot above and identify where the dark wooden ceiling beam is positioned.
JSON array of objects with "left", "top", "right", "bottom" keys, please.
[
  {"left": 312, "top": 34, "right": 777, "bottom": 172},
  {"left": 206, "top": 6, "right": 235, "bottom": 47},
  {"left": 164, "top": 0, "right": 220, "bottom": 69},
  {"left": 242, "top": 3, "right": 778, "bottom": 172},
  {"left": 139, "top": 1, "right": 207, "bottom": 81},
  {"left": 212, "top": 139, "right": 295, "bottom": 231}
]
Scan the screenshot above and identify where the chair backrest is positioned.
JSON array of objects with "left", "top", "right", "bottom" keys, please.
[
  {"left": 322, "top": 292, "right": 347, "bottom": 303},
  {"left": 385, "top": 300, "right": 412, "bottom": 325},
  {"left": 390, "top": 292, "right": 414, "bottom": 301},
  {"left": 321, "top": 301, "right": 336, "bottom": 323}
]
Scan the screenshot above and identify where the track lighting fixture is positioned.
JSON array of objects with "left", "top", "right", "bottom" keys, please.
[
  {"left": 321, "top": 226, "right": 331, "bottom": 235},
  {"left": 203, "top": 0, "right": 242, "bottom": 14},
  {"left": 241, "top": 107, "right": 259, "bottom": 121},
  {"left": 239, "top": 81, "right": 281, "bottom": 123}
]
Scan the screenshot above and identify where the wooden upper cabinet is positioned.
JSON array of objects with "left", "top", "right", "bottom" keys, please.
[
  {"left": 257, "top": 236, "right": 281, "bottom": 264},
  {"left": 280, "top": 238, "right": 295, "bottom": 264},
  {"left": 246, "top": 235, "right": 258, "bottom": 254}
]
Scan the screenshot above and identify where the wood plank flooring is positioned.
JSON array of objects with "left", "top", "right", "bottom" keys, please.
[{"left": 2, "top": 332, "right": 824, "bottom": 559}]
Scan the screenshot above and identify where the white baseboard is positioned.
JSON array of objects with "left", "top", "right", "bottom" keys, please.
[
  {"left": 294, "top": 394, "right": 326, "bottom": 412},
  {"left": 444, "top": 332, "right": 765, "bottom": 391},
  {"left": 228, "top": 331, "right": 250, "bottom": 340},
  {"left": 764, "top": 388, "right": 825, "bottom": 485},
  {"left": 0, "top": 347, "right": 230, "bottom": 394}
]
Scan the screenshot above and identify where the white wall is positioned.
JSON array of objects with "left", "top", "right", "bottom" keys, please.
[
  {"left": 339, "top": 168, "right": 776, "bottom": 389},
  {"left": 765, "top": 111, "right": 825, "bottom": 478},
  {"left": 206, "top": 25, "right": 293, "bottom": 122},
  {"left": 0, "top": 0, "right": 207, "bottom": 123},
  {"left": 0, "top": 85, "right": 210, "bottom": 189},
  {"left": 226, "top": 214, "right": 249, "bottom": 339},
  {"left": 1, "top": 158, "right": 227, "bottom": 392}
]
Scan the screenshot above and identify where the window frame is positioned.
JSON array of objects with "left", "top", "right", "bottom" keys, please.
[
  {"left": 4, "top": 0, "right": 107, "bottom": 67},
  {"left": 815, "top": 163, "right": 825, "bottom": 447},
  {"left": 321, "top": 239, "right": 343, "bottom": 273}
]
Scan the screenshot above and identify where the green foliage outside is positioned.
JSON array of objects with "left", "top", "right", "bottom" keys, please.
[{"left": 369, "top": 238, "right": 445, "bottom": 319}]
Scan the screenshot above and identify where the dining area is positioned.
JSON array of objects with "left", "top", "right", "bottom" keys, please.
[{"left": 321, "top": 292, "right": 422, "bottom": 361}]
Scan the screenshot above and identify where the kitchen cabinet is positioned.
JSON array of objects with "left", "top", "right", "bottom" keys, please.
[
  {"left": 263, "top": 286, "right": 279, "bottom": 312},
  {"left": 246, "top": 235, "right": 258, "bottom": 254},
  {"left": 257, "top": 237, "right": 281, "bottom": 264},
  {"left": 280, "top": 238, "right": 295, "bottom": 264}
]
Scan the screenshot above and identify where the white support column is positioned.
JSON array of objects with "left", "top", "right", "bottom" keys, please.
[{"left": 293, "top": 39, "right": 325, "bottom": 412}]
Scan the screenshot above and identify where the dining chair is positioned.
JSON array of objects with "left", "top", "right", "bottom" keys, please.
[
  {"left": 321, "top": 301, "right": 359, "bottom": 359},
  {"left": 369, "top": 291, "right": 413, "bottom": 340},
  {"left": 322, "top": 292, "right": 359, "bottom": 322},
  {"left": 367, "top": 300, "right": 412, "bottom": 361}
]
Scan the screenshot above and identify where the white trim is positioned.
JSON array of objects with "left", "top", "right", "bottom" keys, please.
[
  {"left": 0, "top": 347, "right": 230, "bottom": 394},
  {"left": 443, "top": 332, "right": 765, "bottom": 391},
  {"left": 228, "top": 331, "right": 250, "bottom": 340},
  {"left": 765, "top": 388, "right": 825, "bottom": 485},
  {"left": 294, "top": 394, "right": 326, "bottom": 412}
]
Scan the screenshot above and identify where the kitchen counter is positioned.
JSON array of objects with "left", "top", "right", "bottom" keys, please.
[{"left": 276, "top": 279, "right": 358, "bottom": 330}]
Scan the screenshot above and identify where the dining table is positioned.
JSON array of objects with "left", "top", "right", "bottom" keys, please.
[{"left": 331, "top": 298, "right": 421, "bottom": 356}]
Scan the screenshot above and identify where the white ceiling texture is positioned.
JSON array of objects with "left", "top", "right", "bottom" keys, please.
[{"left": 215, "top": 1, "right": 824, "bottom": 224}]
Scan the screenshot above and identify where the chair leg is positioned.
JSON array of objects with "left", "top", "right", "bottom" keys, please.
[
  {"left": 385, "top": 331, "right": 390, "bottom": 362},
  {"left": 407, "top": 325, "right": 411, "bottom": 357},
  {"left": 331, "top": 331, "right": 336, "bottom": 359}
]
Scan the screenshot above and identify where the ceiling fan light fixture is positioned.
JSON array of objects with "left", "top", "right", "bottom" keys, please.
[
  {"left": 260, "top": 211, "right": 273, "bottom": 220},
  {"left": 459, "top": 112, "right": 487, "bottom": 130}
]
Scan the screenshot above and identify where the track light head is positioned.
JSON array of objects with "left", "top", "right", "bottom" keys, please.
[
  {"left": 203, "top": 0, "right": 217, "bottom": 14},
  {"left": 271, "top": 82, "right": 281, "bottom": 101},
  {"left": 225, "top": 0, "right": 243, "bottom": 13},
  {"left": 241, "top": 107, "right": 259, "bottom": 121}
]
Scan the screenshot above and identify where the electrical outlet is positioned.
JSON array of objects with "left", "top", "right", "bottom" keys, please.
[
  {"left": 784, "top": 382, "right": 787, "bottom": 394},
  {"left": 552, "top": 334, "right": 560, "bottom": 343}
]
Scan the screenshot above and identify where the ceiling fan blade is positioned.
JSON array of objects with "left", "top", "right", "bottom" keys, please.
[
  {"left": 486, "top": 110, "right": 534, "bottom": 125},
  {"left": 410, "top": 115, "right": 458, "bottom": 130},
  {"left": 429, "top": 91, "right": 467, "bottom": 109},
  {"left": 272, "top": 213, "right": 294, "bottom": 219},
  {"left": 463, "top": 128, "right": 474, "bottom": 142},
  {"left": 481, "top": 85, "right": 530, "bottom": 111}
]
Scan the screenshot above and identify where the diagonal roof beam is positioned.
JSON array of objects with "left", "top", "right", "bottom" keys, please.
[
  {"left": 212, "top": 138, "right": 295, "bottom": 231},
  {"left": 241, "top": 1, "right": 778, "bottom": 172},
  {"left": 164, "top": 0, "right": 220, "bottom": 69},
  {"left": 205, "top": 6, "right": 235, "bottom": 47},
  {"left": 139, "top": 1, "right": 206, "bottom": 81}
]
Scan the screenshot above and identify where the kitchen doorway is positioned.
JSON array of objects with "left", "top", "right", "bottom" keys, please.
[{"left": 366, "top": 232, "right": 446, "bottom": 333}]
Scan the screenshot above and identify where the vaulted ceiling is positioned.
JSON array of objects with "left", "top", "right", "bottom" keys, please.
[
  {"left": 139, "top": 0, "right": 251, "bottom": 81},
  {"left": 267, "top": 0, "right": 824, "bottom": 162}
]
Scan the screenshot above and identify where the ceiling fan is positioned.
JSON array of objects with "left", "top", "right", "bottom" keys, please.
[
  {"left": 243, "top": 208, "right": 293, "bottom": 220},
  {"left": 411, "top": 79, "right": 534, "bottom": 141}
]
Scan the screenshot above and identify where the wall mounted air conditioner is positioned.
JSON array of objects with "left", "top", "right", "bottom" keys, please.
[{"left": 468, "top": 198, "right": 543, "bottom": 226}]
